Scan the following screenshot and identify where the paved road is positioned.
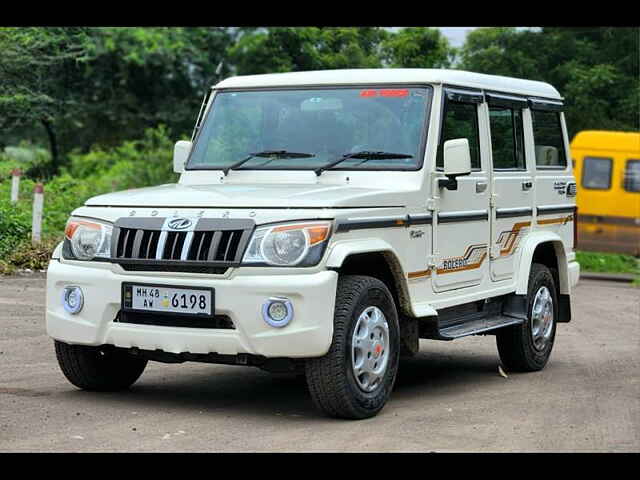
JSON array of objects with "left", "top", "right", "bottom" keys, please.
[{"left": 0, "top": 274, "right": 638, "bottom": 452}]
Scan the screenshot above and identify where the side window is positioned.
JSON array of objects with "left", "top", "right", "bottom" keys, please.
[
  {"left": 623, "top": 159, "right": 640, "bottom": 193},
  {"left": 532, "top": 110, "right": 567, "bottom": 168},
  {"left": 489, "top": 107, "right": 526, "bottom": 170},
  {"left": 437, "top": 101, "right": 481, "bottom": 170},
  {"left": 582, "top": 157, "right": 612, "bottom": 190}
]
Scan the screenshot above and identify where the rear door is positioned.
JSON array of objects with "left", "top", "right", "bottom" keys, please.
[
  {"left": 432, "top": 88, "right": 491, "bottom": 292},
  {"left": 486, "top": 94, "right": 534, "bottom": 281}
]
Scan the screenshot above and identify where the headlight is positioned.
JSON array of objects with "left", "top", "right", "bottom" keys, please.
[
  {"left": 62, "top": 217, "right": 113, "bottom": 261},
  {"left": 242, "top": 221, "right": 332, "bottom": 267}
]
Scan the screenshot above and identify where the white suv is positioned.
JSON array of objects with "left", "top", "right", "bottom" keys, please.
[{"left": 47, "top": 69, "right": 580, "bottom": 419}]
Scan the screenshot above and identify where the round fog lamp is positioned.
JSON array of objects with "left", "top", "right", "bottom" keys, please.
[
  {"left": 261, "top": 297, "right": 293, "bottom": 328},
  {"left": 62, "top": 286, "right": 84, "bottom": 315}
]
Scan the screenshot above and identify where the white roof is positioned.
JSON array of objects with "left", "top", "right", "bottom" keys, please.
[{"left": 214, "top": 68, "right": 562, "bottom": 100}]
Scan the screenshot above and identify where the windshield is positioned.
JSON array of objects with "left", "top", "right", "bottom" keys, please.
[{"left": 187, "top": 86, "right": 432, "bottom": 172}]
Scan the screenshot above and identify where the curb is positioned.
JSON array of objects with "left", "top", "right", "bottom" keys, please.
[{"left": 579, "top": 272, "right": 637, "bottom": 283}]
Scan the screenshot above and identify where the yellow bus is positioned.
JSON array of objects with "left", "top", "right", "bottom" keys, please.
[{"left": 571, "top": 130, "right": 640, "bottom": 256}]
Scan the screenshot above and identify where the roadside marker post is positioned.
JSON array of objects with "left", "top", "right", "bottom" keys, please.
[
  {"left": 10, "top": 168, "right": 21, "bottom": 204},
  {"left": 32, "top": 183, "right": 44, "bottom": 245}
]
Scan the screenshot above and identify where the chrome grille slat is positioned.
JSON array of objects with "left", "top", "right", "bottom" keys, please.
[
  {"left": 224, "top": 231, "right": 236, "bottom": 261},
  {"left": 180, "top": 231, "right": 194, "bottom": 261},
  {"left": 132, "top": 230, "right": 144, "bottom": 259},
  {"left": 155, "top": 231, "right": 168, "bottom": 260},
  {"left": 207, "top": 231, "right": 223, "bottom": 262},
  {"left": 111, "top": 217, "right": 254, "bottom": 271}
]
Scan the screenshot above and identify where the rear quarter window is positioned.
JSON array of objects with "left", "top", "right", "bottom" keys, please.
[{"left": 532, "top": 110, "right": 567, "bottom": 169}]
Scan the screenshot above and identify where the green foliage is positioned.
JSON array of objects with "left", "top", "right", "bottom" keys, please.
[
  {"left": 1, "top": 26, "right": 639, "bottom": 272},
  {"left": 0, "top": 125, "right": 179, "bottom": 260},
  {"left": 66, "top": 124, "right": 177, "bottom": 190},
  {"left": 0, "top": 200, "right": 31, "bottom": 258},
  {"left": 228, "top": 27, "right": 389, "bottom": 75},
  {"left": 0, "top": 27, "right": 235, "bottom": 175},
  {"left": 0, "top": 152, "right": 22, "bottom": 178},
  {"left": 576, "top": 251, "right": 640, "bottom": 275},
  {"left": 0, "top": 27, "right": 91, "bottom": 173},
  {"left": 228, "top": 27, "right": 458, "bottom": 75},
  {"left": 460, "top": 27, "right": 640, "bottom": 137},
  {"left": 381, "top": 27, "right": 455, "bottom": 68},
  {"left": 2, "top": 142, "right": 52, "bottom": 178}
]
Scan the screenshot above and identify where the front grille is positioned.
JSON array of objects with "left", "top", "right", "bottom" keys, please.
[
  {"left": 111, "top": 217, "right": 254, "bottom": 270},
  {"left": 117, "top": 310, "right": 235, "bottom": 329}
]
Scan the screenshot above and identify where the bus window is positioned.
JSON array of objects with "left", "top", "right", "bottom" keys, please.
[
  {"left": 582, "top": 157, "right": 612, "bottom": 190},
  {"left": 623, "top": 159, "right": 640, "bottom": 193}
]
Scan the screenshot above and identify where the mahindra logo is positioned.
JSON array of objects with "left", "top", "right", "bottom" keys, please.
[{"left": 167, "top": 218, "right": 192, "bottom": 230}]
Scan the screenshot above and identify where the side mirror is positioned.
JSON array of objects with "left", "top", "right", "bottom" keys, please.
[
  {"left": 173, "top": 140, "right": 192, "bottom": 173},
  {"left": 439, "top": 138, "right": 472, "bottom": 190}
]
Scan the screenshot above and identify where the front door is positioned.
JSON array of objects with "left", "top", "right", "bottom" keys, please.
[{"left": 432, "top": 89, "right": 491, "bottom": 292}]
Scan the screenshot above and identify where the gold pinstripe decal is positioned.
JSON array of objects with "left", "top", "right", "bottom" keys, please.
[{"left": 408, "top": 215, "right": 574, "bottom": 279}]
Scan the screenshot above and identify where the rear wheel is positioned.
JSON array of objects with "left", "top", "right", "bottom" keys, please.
[
  {"left": 305, "top": 275, "right": 400, "bottom": 419},
  {"left": 496, "top": 263, "right": 557, "bottom": 372},
  {"left": 54, "top": 341, "right": 147, "bottom": 391}
]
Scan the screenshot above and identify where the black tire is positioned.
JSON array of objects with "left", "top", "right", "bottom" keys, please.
[
  {"left": 496, "top": 263, "right": 558, "bottom": 372},
  {"left": 305, "top": 275, "right": 400, "bottom": 419},
  {"left": 54, "top": 340, "right": 147, "bottom": 391}
]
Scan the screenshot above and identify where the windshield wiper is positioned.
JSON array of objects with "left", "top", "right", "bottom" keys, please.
[
  {"left": 314, "top": 151, "right": 413, "bottom": 176},
  {"left": 223, "top": 150, "right": 315, "bottom": 176}
]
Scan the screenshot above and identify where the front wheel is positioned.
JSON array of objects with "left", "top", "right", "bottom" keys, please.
[
  {"left": 54, "top": 341, "right": 148, "bottom": 391},
  {"left": 305, "top": 275, "right": 400, "bottom": 419},
  {"left": 496, "top": 263, "right": 558, "bottom": 372}
]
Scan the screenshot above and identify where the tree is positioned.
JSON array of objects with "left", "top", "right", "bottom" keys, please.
[
  {"left": 381, "top": 27, "right": 455, "bottom": 68},
  {"left": 459, "top": 27, "right": 640, "bottom": 137},
  {"left": 0, "top": 27, "right": 91, "bottom": 174},
  {"left": 72, "top": 27, "right": 236, "bottom": 151},
  {"left": 227, "top": 27, "right": 388, "bottom": 75},
  {"left": 0, "top": 27, "right": 236, "bottom": 174}
]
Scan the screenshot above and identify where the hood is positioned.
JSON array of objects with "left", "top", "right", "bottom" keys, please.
[{"left": 84, "top": 182, "right": 413, "bottom": 209}]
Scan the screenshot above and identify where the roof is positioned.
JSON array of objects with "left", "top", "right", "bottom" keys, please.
[
  {"left": 214, "top": 68, "right": 562, "bottom": 100},
  {"left": 571, "top": 130, "right": 640, "bottom": 153}
]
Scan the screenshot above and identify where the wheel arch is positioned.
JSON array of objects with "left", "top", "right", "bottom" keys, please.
[
  {"left": 325, "top": 240, "right": 412, "bottom": 319},
  {"left": 515, "top": 232, "right": 572, "bottom": 323},
  {"left": 516, "top": 233, "right": 569, "bottom": 295}
]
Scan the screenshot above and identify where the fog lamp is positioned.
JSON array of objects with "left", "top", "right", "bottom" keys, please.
[
  {"left": 62, "top": 286, "right": 84, "bottom": 315},
  {"left": 261, "top": 297, "right": 293, "bottom": 328}
]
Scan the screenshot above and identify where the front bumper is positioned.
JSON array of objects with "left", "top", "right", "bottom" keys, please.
[{"left": 46, "top": 260, "right": 338, "bottom": 358}]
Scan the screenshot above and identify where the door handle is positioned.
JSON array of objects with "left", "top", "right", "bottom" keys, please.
[
  {"left": 522, "top": 181, "right": 533, "bottom": 191},
  {"left": 476, "top": 181, "right": 488, "bottom": 193}
]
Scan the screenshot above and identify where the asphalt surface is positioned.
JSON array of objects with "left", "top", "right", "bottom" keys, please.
[{"left": 0, "top": 274, "right": 638, "bottom": 452}]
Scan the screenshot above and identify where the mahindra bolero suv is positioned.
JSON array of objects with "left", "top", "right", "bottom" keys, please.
[{"left": 47, "top": 69, "right": 580, "bottom": 419}]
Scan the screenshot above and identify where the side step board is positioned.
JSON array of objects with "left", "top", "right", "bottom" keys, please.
[
  {"left": 439, "top": 315, "right": 523, "bottom": 340},
  {"left": 419, "top": 294, "right": 528, "bottom": 341}
]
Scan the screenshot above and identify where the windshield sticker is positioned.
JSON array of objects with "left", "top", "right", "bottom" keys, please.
[
  {"left": 359, "top": 89, "right": 378, "bottom": 97},
  {"left": 359, "top": 89, "right": 409, "bottom": 98}
]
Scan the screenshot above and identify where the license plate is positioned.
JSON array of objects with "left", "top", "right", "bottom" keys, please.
[{"left": 122, "top": 283, "right": 214, "bottom": 317}]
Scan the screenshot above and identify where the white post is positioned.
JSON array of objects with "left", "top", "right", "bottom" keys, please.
[
  {"left": 32, "top": 183, "right": 44, "bottom": 245},
  {"left": 10, "top": 168, "right": 21, "bottom": 204}
]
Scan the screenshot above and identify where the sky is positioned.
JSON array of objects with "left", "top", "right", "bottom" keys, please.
[{"left": 437, "top": 27, "right": 477, "bottom": 47}]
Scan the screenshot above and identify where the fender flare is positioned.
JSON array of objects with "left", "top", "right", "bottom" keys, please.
[
  {"left": 324, "top": 239, "right": 428, "bottom": 317},
  {"left": 515, "top": 231, "right": 569, "bottom": 295},
  {"left": 325, "top": 238, "right": 400, "bottom": 269}
]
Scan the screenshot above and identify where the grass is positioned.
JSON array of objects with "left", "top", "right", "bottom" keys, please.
[{"left": 576, "top": 250, "right": 640, "bottom": 276}]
